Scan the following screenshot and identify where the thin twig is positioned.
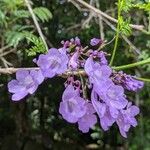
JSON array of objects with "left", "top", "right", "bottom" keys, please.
[
  {"left": 79, "top": 74, "right": 87, "bottom": 99},
  {"left": 98, "top": 16, "right": 104, "bottom": 40},
  {"left": 0, "top": 48, "right": 16, "bottom": 57},
  {"left": 95, "top": 0, "right": 104, "bottom": 40},
  {"left": 65, "top": 23, "right": 82, "bottom": 32},
  {"left": 24, "top": 0, "right": 48, "bottom": 50},
  {"left": 68, "top": 0, "right": 144, "bottom": 31},
  {"left": 122, "top": 35, "right": 141, "bottom": 55},
  {"left": 69, "top": 0, "right": 82, "bottom": 11},
  {"left": 0, "top": 67, "right": 39, "bottom": 74},
  {"left": 103, "top": 18, "right": 140, "bottom": 54},
  {"left": 82, "top": 12, "right": 94, "bottom": 28},
  {"left": 0, "top": 57, "right": 13, "bottom": 67},
  {"left": 0, "top": 45, "right": 11, "bottom": 53}
]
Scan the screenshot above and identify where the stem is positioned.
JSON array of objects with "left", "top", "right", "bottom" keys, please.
[
  {"left": 109, "top": 0, "right": 121, "bottom": 66},
  {"left": 148, "top": 8, "right": 150, "bottom": 33},
  {"left": 79, "top": 74, "right": 87, "bottom": 99},
  {"left": 112, "top": 58, "right": 150, "bottom": 70},
  {"left": 135, "top": 77, "right": 150, "bottom": 82}
]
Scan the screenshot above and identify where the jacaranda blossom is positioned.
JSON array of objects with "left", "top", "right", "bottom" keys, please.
[
  {"left": 73, "top": 37, "right": 81, "bottom": 46},
  {"left": 100, "top": 83, "right": 128, "bottom": 110},
  {"left": 78, "top": 102, "right": 97, "bottom": 133},
  {"left": 8, "top": 70, "right": 44, "bottom": 101},
  {"left": 123, "top": 75, "right": 144, "bottom": 92},
  {"left": 36, "top": 48, "right": 69, "bottom": 78},
  {"left": 98, "top": 51, "right": 108, "bottom": 65},
  {"left": 91, "top": 89, "right": 106, "bottom": 118},
  {"left": 59, "top": 84, "right": 86, "bottom": 123},
  {"left": 84, "top": 57, "right": 112, "bottom": 84},
  {"left": 69, "top": 51, "right": 79, "bottom": 70},
  {"left": 100, "top": 106, "right": 116, "bottom": 131},
  {"left": 116, "top": 102, "right": 140, "bottom": 138},
  {"left": 90, "top": 38, "right": 102, "bottom": 46},
  {"left": 112, "top": 71, "right": 144, "bottom": 92},
  {"left": 91, "top": 89, "right": 115, "bottom": 131}
]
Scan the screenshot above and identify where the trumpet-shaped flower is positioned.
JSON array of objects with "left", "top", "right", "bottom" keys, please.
[{"left": 8, "top": 70, "right": 44, "bottom": 101}]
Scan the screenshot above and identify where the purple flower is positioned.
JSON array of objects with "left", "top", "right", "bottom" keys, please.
[
  {"left": 116, "top": 102, "right": 140, "bottom": 138},
  {"left": 93, "top": 79, "right": 114, "bottom": 98},
  {"left": 58, "top": 47, "right": 68, "bottom": 54},
  {"left": 123, "top": 75, "right": 144, "bottom": 92},
  {"left": 8, "top": 70, "right": 44, "bottom": 101},
  {"left": 69, "top": 51, "right": 79, "bottom": 70},
  {"left": 102, "top": 83, "right": 128, "bottom": 110},
  {"left": 121, "top": 102, "right": 140, "bottom": 127},
  {"left": 75, "top": 37, "right": 81, "bottom": 45},
  {"left": 78, "top": 102, "right": 97, "bottom": 133},
  {"left": 112, "top": 71, "right": 144, "bottom": 92},
  {"left": 84, "top": 57, "right": 112, "bottom": 84},
  {"left": 59, "top": 84, "right": 86, "bottom": 123},
  {"left": 70, "top": 37, "right": 81, "bottom": 46},
  {"left": 91, "top": 89, "right": 115, "bottom": 131},
  {"left": 98, "top": 51, "right": 108, "bottom": 65},
  {"left": 59, "top": 83, "right": 97, "bottom": 132},
  {"left": 91, "top": 89, "right": 106, "bottom": 118},
  {"left": 36, "top": 48, "right": 69, "bottom": 78},
  {"left": 93, "top": 79, "right": 127, "bottom": 110},
  {"left": 90, "top": 38, "right": 102, "bottom": 46},
  {"left": 100, "top": 106, "right": 116, "bottom": 131}
]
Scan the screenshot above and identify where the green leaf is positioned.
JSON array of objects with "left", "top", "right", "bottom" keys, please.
[
  {"left": 5, "top": 31, "right": 25, "bottom": 47},
  {"left": 12, "top": 24, "right": 33, "bottom": 31},
  {"left": 2, "top": 0, "right": 24, "bottom": 10},
  {"left": 33, "top": 7, "right": 52, "bottom": 22},
  {"left": 13, "top": 10, "right": 30, "bottom": 18},
  {"left": 4, "top": 28, "right": 34, "bottom": 47},
  {"left": 25, "top": 36, "right": 47, "bottom": 56},
  {"left": 119, "top": 16, "right": 132, "bottom": 36},
  {"left": 121, "top": 0, "right": 133, "bottom": 12},
  {"left": 0, "top": 9, "right": 5, "bottom": 20},
  {"left": 0, "top": 9, "right": 7, "bottom": 26},
  {"left": 133, "top": 3, "right": 150, "bottom": 11}
]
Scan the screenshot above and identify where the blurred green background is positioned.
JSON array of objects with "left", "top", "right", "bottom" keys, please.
[{"left": 0, "top": 0, "right": 150, "bottom": 149}]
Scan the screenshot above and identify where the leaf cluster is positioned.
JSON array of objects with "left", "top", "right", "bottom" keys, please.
[
  {"left": 133, "top": 2, "right": 150, "bottom": 11},
  {"left": 0, "top": 0, "right": 52, "bottom": 53},
  {"left": 26, "top": 36, "right": 47, "bottom": 56}
]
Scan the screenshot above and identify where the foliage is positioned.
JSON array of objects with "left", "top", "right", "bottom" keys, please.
[
  {"left": 133, "top": 2, "right": 150, "bottom": 11},
  {"left": 121, "top": 0, "right": 133, "bottom": 12},
  {"left": 0, "top": 0, "right": 52, "bottom": 50},
  {"left": 26, "top": 35, "right": 47, "bottom": 56}
]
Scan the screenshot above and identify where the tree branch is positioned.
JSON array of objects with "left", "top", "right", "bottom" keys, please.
[
  {"left": 24, "top": 0, "right": 48, "bottom": 50},
  {"left": 0, "top": 67, "right": 150, "bottom": 82},
  {"left": 68, "top": 0, "right": 144, "bottom": 31},
  {"left": 0, "top": 67, "right": 86, "bottom": 76},
  {"left": 0, "top": 57, "right": 150, "bottom": 74}
]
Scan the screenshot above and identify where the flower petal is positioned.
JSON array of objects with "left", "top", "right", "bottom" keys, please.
[{"left": 12, "top": 91, "right": 28, "bottom": 101}]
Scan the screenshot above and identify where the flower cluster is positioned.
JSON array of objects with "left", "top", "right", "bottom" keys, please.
[
  {"left": 8, "top": 37, "right": 144, "bottom": 138},
  {"left": 59, "top": 81, "right": 97, "bottom": 133}
]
